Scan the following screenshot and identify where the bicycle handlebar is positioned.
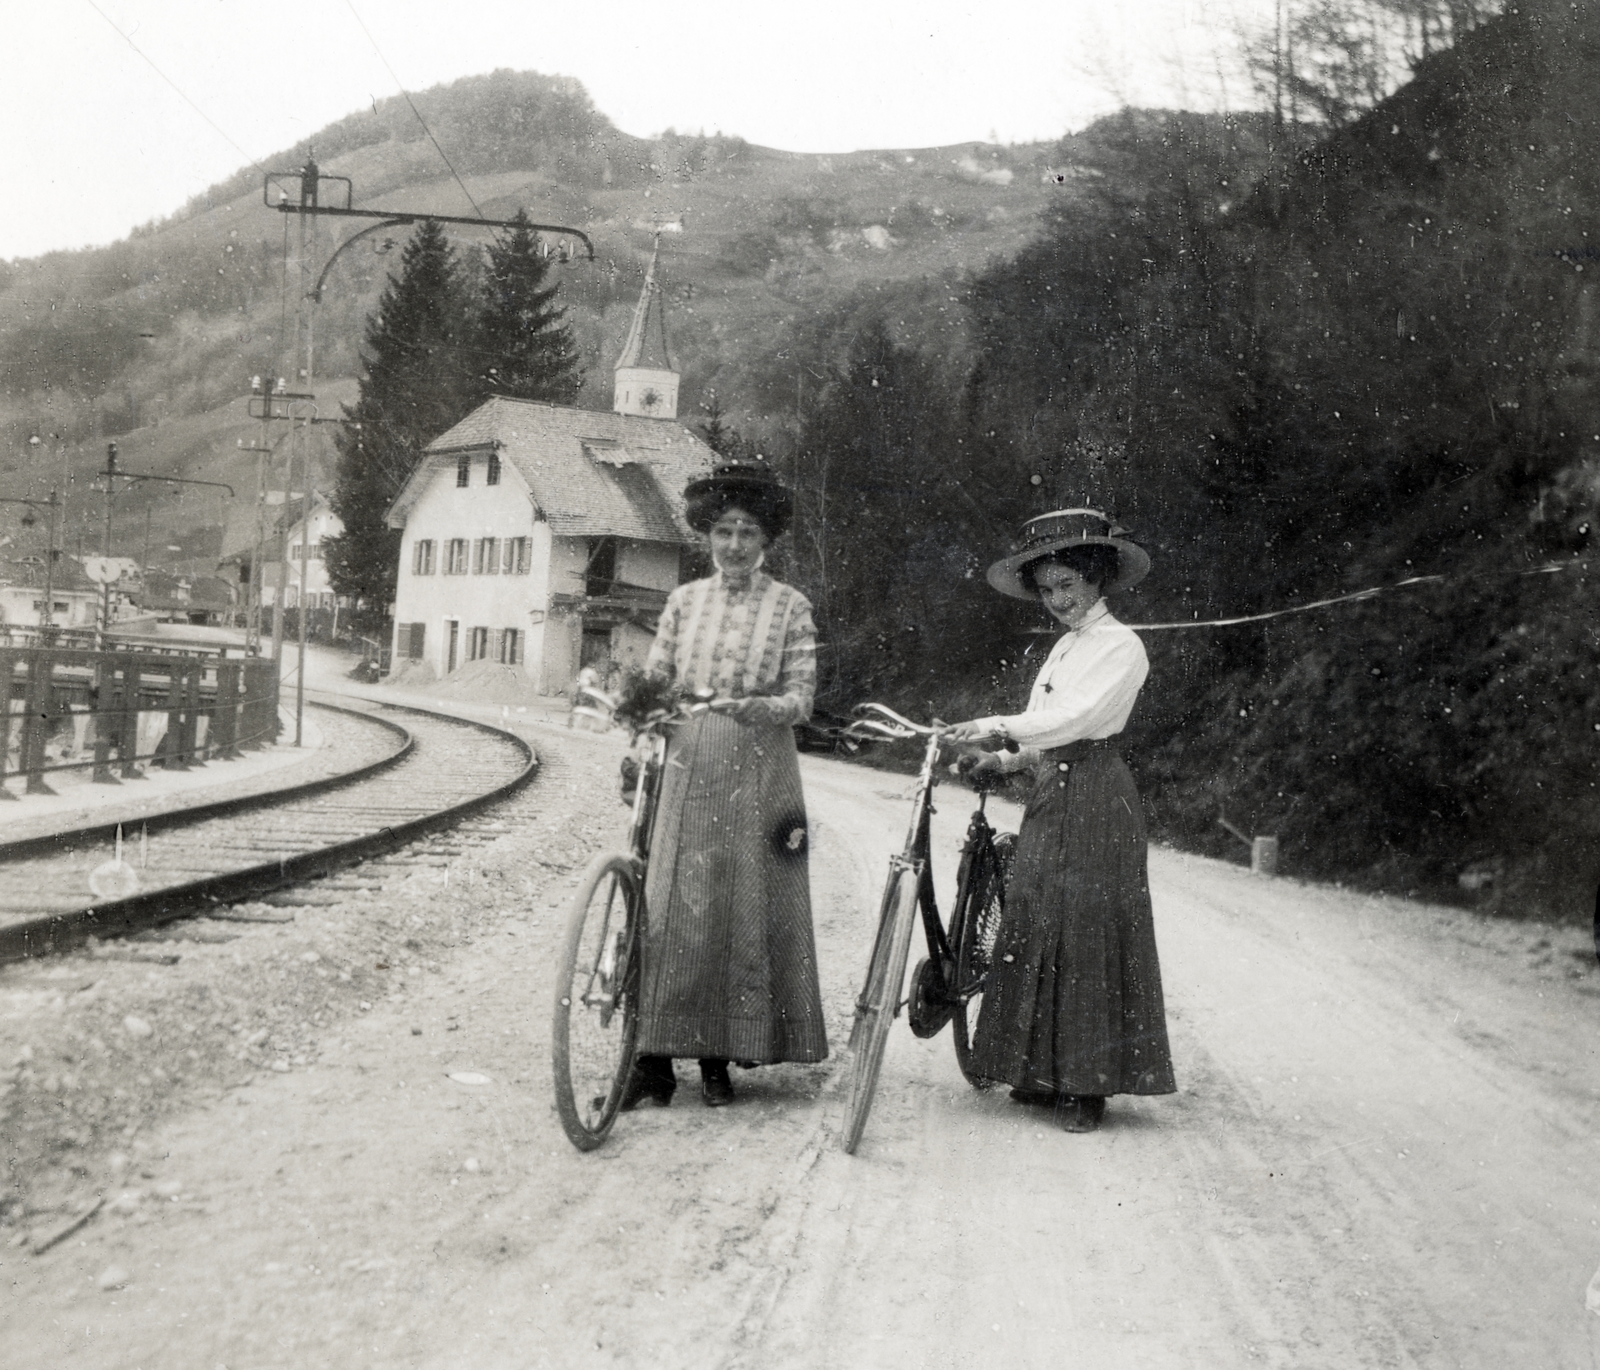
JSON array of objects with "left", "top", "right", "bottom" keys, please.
[{"left": 848, "top": 702, "right": 946, "bottom": 739}]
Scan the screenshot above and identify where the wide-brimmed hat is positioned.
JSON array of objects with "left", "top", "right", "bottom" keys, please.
[
  {"left": 986, "top": 508, "right": 1150, "bottom": 600},
  {"left": 683, "top": 461, "right": 793, "bottom": 537}
]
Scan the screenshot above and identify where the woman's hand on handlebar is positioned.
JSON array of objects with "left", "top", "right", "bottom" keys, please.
[{"left": 944, "top": 719, "right": 1005, "bottom": 745}]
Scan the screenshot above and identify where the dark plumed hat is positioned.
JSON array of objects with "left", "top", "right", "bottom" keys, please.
[
  {"left": 986, "top": 508, "right": 1151, "bottom": 600},
  {"left": 683, "top": 461, "right": 794, "bottom": 538}
]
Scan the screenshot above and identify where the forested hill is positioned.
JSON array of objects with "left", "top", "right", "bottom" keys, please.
[
  {"left": 763, "top": 0, "right": 1598, "bottom": 922},
  {"left": 0, "top": 68, "right": 1061, "bottom": 567}
]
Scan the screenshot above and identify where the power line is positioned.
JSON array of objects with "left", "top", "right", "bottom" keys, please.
[
  {"left": 83, "top": 0, "right": 264, "bottom": 175},
  {"left": 1123, "top": 561, "right": 1585, "bottom": 633},
  {"left": 343, "top": 0, "right": 484, "bottom": 219}
]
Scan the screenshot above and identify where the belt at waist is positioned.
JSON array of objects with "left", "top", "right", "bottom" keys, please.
[{"left": 1040, "top": 737, "right": 1119, "bottom": 764}]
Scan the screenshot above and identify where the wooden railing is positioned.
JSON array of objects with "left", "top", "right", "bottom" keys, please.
[{"left": 0, "top": 645, "right": 280, "bottom": 798}]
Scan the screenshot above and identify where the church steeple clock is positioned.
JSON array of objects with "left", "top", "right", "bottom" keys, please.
[{"left": 612, "top": 238, "right": 680, "bottom": 419}]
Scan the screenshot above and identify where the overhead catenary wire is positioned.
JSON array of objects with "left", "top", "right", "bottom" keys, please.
[
  {"left": 343, "top": 0, "right": 484, "bottom": 219},
  {"left": 84, "top": 0, "right": 266, "bottom": 176}
]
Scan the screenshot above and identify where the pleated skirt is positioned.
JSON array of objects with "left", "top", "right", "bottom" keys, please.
[
  {"left": 637, "top": 712, "right": 829, "bottom": 1063},
  {"left": 970, "top": 740, "right": 1176, "bottom": 1097}
]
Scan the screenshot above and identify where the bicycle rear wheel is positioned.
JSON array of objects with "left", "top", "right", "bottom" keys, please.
[
  {"left": 950, "top": 832, "right": 1014, "bottom": 1088},
  {"left": 841, "top": 865, "right": 920, "bottom": 1155},
  {"left": 552, "top": 852, "right": 642, "bottom": 1151}
]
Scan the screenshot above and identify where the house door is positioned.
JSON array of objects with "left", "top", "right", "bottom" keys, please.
[
  {"left": 446, "top": 619, "right": 459, "bottom": 673},
  {"left": 580, "top": 625, "right": 613, "bottom": 672}
]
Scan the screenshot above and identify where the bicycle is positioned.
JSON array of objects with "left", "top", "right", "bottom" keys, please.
[
  {"left": 550, "top": 695, "right": 709, "bottom": 1151},
  {"left": 840, "top": 704, "right": 1017, "bottom": 1155}
]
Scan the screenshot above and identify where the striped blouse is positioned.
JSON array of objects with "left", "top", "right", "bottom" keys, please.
[{"left": 646, "top": 570, "right": 817, "bottom": 727}]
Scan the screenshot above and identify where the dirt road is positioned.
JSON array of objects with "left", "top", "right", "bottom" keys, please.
[{"left": 4, "top": 725, "right": 1598, "bottom": 1369}]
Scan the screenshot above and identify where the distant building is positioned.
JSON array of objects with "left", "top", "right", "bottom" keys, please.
[
  {"left": 385, "top": 244, "right": 713, "bottom": 694},
  {"left": 218, "top": 491, "right": 346, "bottom": 613},
  {"left": 139, "top": 569, "right": 237, "bottom": 625},
  {"left": 0, "top": 557, "right": 100, "bottom": 632}
]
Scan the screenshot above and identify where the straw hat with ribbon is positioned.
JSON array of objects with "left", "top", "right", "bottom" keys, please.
[{"left": 986, "top": 508, "right": 1150, "bottom": 601}]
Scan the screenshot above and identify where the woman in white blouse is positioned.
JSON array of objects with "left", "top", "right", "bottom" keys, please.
[
  {"left": 621, "top": 463, "right": 828, "bottom": 1112},
  {"left": 947, "top": 510, "right": 1175, "bottom": 1133}
]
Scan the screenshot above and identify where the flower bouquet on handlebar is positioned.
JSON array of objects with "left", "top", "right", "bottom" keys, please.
[{"left": 838, "top": 704, "right": 1018, "bottom": 1155}]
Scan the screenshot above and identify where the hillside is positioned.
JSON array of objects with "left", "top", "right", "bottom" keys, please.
[
  {"left": 0, "top": 69, "right": 1064, "bottom": 571},
  {"left": 769, "top": 0, "right": 1598, "bottom": 921}
]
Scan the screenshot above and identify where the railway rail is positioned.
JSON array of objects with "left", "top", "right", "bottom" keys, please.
[{"left": 0, "top": 693, "right": 538, "bottom": 963}]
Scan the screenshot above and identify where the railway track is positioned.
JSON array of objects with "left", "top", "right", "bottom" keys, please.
[{"left": 0, "top": 694, "right": 538, "bottom": 963}]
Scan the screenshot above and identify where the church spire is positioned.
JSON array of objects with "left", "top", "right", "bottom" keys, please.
[{"left": 612, "top": 237, "right": 680, "bottom": 419}]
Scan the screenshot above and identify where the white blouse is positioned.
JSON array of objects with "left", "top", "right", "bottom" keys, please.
[{"left": 970, "top": 604, "right": 1148, "bottom": 768}]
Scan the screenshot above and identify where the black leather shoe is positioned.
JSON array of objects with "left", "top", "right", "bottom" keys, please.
[
  {"left": 1009, "top": 1087, "right": 1056, "bottom": 1106},
  {"left": 1056, "top": 1094, "right": 1105, "bottom": 1133},
  {"left": 700, "top": 1061, "right": 735, "bottom": 1108},
  {"left": 618, "top": 1059, "right": 676, "bottom": 1112}
]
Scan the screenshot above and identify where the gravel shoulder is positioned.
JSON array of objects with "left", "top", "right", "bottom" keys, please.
[{"left": 2, "top": 724, "right": 1597, "bottom": 1368}]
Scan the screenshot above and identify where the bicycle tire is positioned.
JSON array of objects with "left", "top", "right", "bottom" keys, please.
[
  {"left": 552, "top": 852, "right": 643, "bottom": 1151},
  {"left": 841, "top": 865, "right": 920, "bottom": 1155},
  {"left": 950, "top": 831, "right": 1014, "bottom": 1088}
]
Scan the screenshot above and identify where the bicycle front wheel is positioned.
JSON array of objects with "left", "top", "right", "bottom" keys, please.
[
  {"left": 951, "top": 832, "right": 1013, "bottom": 1088},
  {"left": 552, "top": 852, "right": 643, "bottom": 1151},
  {"left": 841, "top": 865, "right": 920, "bottom": 1155}
]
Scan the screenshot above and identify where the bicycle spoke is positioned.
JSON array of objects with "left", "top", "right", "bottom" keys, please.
[{"left": 553, "top": 854, "right": 642, "bottom": 1151}]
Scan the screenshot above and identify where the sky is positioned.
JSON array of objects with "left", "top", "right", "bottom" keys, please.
[{"left": 1, "top": 0, "right": 1270, "bottom": 262}]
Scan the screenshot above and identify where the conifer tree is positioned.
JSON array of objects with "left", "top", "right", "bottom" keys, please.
[
  {"left": 473, "top": 209, "right": 580, "bottom": 403},
  {"left": 324, "top": 219, "right": 475, "bottom": 613}
]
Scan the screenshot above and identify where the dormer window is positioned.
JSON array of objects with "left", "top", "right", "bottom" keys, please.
[{"left": 487, "top": 453, "right": 501, "bottom": 486}]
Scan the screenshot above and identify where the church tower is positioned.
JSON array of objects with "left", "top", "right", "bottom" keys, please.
[{"left": 612, "top": 238, "right": 680, "bottom": 420}]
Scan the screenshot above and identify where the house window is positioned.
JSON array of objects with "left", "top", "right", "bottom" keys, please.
[
  {"left": 503, "top": 537, "right": 530, "bottom": 574},
  {"left": 474, "top": 537, "right": 500, "bottom": 574},
  {"left": 412, "top": 539, "right": 436, "bottom": 575},
  {"left": 468, "top": 626, "right": 490, "bottom": 661},
  {"left": 487, "top": 452, "right": 501, "bottom": 486},
  {"left": 500, "top": 628, "right": 522, "bottom": 665},
  {"left": 586, "top": 537, "right": 617, "bottom": 596},
  {"left": 445, "top": 538, "right": 468, "bottom": 574},
  {"left": 405, "top": 623, "right": 426, "bottom": 659},
  {"left": 456, "top": 455, "right": 470, "bottom": 487}
]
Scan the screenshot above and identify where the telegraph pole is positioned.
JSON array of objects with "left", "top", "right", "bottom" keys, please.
[
  {"left": 100, "top": 442, "right": 117, "bottom": 646},
  {"left": 258, "top": 158, "right": 594, "bottom": 744},
  {"left": 294, "top": 157, "right": 319, "bottom": 747},
  {"left": 94, "top": 442, "right": 235, "bottom": 646}
]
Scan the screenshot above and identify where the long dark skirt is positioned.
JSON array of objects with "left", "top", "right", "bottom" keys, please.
[
  {"left": 970, "top": 739, "right": 1175, "bottom": 1097},
  {"left": 637, "top": 712, "right": 829, "bottom": 1063}
]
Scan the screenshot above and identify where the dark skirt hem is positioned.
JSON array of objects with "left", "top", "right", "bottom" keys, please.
[{"left": 970, "top": 744, "right": 1176, "bottom": 1097}]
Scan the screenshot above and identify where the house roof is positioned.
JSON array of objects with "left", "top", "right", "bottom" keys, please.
[
  {"left": 141, "top": 570, "right": 236, "bottom": 612},
  {"left": 0, "top": 556, "right": 99, "bottom": 594},
  {"left": 389, "top": 395, "right": 713, "bottom": 543}
]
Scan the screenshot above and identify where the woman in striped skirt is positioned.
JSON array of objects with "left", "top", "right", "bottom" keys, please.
[
  {"left": 622, "top": 463, "right": 828, "bottom": 1110},
  {"left": 947, "top": 510, "right": 1175, "bottom": 1133}
]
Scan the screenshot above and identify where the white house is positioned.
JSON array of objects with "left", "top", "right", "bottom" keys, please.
[
  {"left": 384, "top": 245, "right": 714, "bottom": 695},
  {"left": 218, "top": 491, "right": 346, "bottom": 613},
  {"left": 0, "top": 557, "right": 100, "bottom": 632}
]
